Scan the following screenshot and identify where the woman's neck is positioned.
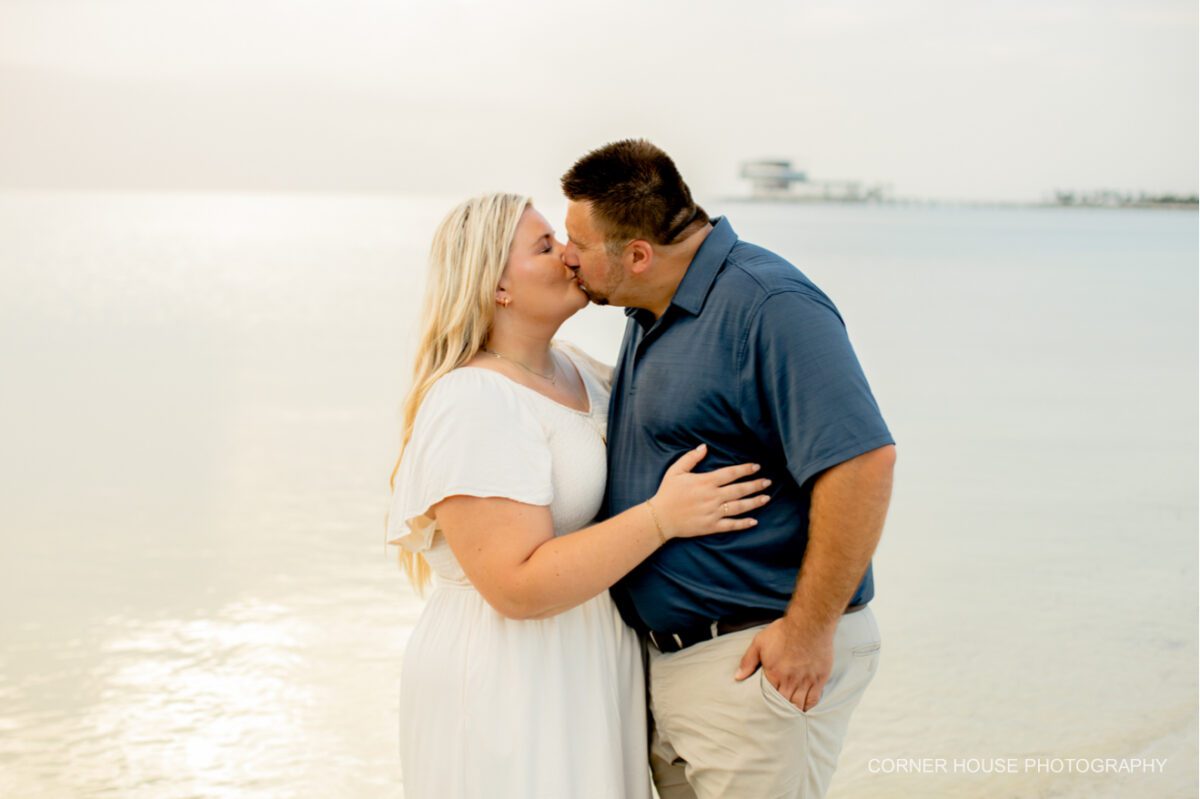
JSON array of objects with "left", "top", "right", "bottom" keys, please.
[{"left": 484, "top": 324, "right": 556, "bottom": 375}]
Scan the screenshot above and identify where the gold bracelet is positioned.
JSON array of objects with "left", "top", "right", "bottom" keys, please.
[{"left": 645, "top": 500, "right": 667, "bottom": 545}]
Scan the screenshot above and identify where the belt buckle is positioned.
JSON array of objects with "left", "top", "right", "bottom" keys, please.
[
  {"left": 649, "top": 630, "right": 678, "bottom": 652},
  {"left": 647, "top": 630, "right": 688, "bottom": 653},
  {"left": 649, "top": 622, "right": 722, "bottom": 653}
]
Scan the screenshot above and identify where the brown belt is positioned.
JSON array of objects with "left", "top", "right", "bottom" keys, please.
[{"left": 648, "top": 603, "right": 868, "bottom": 654}]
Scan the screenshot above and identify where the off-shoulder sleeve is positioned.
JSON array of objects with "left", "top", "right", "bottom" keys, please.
[{"left": 386, "top": 370, "right": 553, "bottom": 552}]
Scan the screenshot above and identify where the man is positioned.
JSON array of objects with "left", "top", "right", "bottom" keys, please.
[{"left": 560, "top": 139, "right": 896, "bottom": 799}]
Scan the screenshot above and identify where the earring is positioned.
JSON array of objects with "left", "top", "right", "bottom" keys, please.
[{"left": 499, "top": 297, "right": 511, "bottom": 308}]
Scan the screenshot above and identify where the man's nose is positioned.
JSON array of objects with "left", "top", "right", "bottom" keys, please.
[{"left": 560, "top": 243, "right": 577, "bottom": 267}]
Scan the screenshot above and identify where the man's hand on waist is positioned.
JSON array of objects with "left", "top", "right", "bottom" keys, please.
[{"left": 733, "top": 615, "right": 836, "bottom": 712}]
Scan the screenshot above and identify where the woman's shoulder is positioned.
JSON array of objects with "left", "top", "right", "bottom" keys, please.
[
  {"left": 415, "top": 365, "right": 537, "bottom": 428},
  {"left": 426, "top": 363, "right": 521, "bottom": 398},
  {"left": 553, "top": 340, "right": 614, "bottom": 389}
]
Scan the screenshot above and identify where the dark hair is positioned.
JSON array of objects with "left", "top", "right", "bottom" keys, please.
[{"left": 561, "top": 139, "right": 709, "bottom": 250}]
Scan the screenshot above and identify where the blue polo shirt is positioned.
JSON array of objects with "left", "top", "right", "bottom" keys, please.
[{"left": 602, "top": 217, "right": 894, "bottom": 634}]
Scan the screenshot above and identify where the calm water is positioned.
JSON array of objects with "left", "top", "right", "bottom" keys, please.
[{"left": 0, "top": 191, "right": 1196, "bottom": 798}]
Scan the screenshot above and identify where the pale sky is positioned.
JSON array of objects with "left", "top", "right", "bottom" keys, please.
[{"left": 1, "top": 0, "right": 1196, "bottom": 201}]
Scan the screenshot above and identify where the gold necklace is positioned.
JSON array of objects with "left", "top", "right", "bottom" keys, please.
[{"left": 482, "top": 347, "right": 557, "bottom": 385}]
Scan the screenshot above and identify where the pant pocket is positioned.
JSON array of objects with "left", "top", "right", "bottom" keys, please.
[
  {"left": 851, "top": 641, "right": 881, "bottom": 657},
  {"left": 758, "top": 669, "right": 808, "bottom": 718}
]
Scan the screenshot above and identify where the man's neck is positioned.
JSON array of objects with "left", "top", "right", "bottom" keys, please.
[{"left": 645, "top": 223, "right": 714, "bottom": 319}]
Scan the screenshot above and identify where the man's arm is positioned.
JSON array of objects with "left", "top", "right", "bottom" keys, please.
[
  {"left": 735, "top": 444, "right": 895, "bottom": 710},
  {"left": 733, "top": 288, "right": 895, "bottom": 709}
]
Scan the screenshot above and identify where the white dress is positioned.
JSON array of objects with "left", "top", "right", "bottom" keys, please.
[{"left": 388, "top": 341, "right": 650, "bottom": 799}]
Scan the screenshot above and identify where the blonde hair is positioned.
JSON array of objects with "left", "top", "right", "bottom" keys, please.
[{"left": 388, "top": 192, "right": 532, "bottom": 590}]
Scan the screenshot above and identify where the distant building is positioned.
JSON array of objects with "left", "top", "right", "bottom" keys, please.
[{"left": 740, "top": 159, "right": 888, "bottom": 202}]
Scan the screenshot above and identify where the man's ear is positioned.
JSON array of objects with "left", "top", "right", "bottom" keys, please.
[{"left": 627, "top": 240, "right": 655, "bottom": 276}]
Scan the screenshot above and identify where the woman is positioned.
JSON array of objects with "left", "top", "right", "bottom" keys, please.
[{"left": 387, "top": 193, "right": 772, "bottom": 798}]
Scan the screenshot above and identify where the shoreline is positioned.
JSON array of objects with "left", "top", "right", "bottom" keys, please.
[{"left": 720, "top": 196, "right": 1199, "bottom": 211}]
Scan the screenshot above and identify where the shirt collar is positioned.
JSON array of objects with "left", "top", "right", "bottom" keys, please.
[
  {"left": 622, "top": 216, "right": 738, "bottom": 320},
  {"left": 667, "top": 216, "right": 737, "bottom": 316}
]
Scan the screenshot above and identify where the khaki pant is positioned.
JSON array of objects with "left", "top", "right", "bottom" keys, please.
[{"left": 647, "top": 607, "right": 880, "bottom": 799}]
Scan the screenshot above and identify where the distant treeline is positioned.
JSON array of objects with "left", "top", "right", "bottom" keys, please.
[{"left": 1053, "top": 190, "right": 1199, "bottom": 208}]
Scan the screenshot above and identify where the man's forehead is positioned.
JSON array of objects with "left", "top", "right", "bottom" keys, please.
[{"left": 566, "top": 200, "right": 599, "bottom": 236}]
